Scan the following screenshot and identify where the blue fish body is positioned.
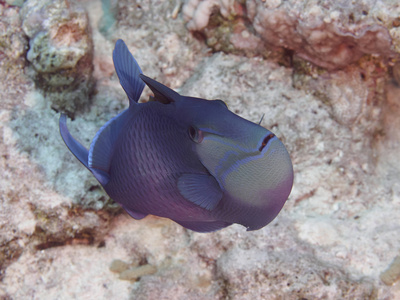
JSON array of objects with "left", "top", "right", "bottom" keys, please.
[{"left": 60, "top": 39, "right": 294, "bottom": 232}]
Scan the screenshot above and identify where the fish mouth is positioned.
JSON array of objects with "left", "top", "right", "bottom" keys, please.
[{"left": 258, "top": 133, "right": 276, "bottom": 152}]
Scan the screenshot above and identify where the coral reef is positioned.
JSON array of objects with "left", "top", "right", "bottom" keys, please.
[
  {"left": 98, "top": 0, "right": 118, "bottom": 36},
  {"left": 110, "top": 0, "right": 205, "bottom": 88},
  {"left": 0, "top": 0, "right": 399, "bottom": 299},
  {"left": 247, "top": 0, "right": 396, "bottom": 69},
  {"left": 183, "top": 0, "right": 399, "bottom": 69},
  {"left": 0, "top": 4, "right": 27, "bottom": 65},
  {"left": 20, "top": 0, "right": 94, "bottom": 117}
]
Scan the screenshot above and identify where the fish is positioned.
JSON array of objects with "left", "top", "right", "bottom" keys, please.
[{"left": 59, "top": 39, "right": 294, "bottom": 233}]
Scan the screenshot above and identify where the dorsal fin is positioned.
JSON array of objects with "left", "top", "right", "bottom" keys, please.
[
  {"left": 139, "top": 74, "right": 181, "bottom": 104},
  {"left": 113, "top": 39, "right": 145, "bottom": 105},
  {"left": 88, "top": 109, "right": 131, "bottom": 185}
]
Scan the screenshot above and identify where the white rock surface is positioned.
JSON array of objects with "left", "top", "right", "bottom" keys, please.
[{"left": 0, "top": 0, "right": 399, "bottom": 299}]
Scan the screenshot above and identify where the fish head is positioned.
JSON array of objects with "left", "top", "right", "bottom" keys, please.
[{"left": 177, "top": 97, "right": 294, "bottom": 230}]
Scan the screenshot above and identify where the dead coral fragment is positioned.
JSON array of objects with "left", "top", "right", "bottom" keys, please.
[
  {"left": 380, "top": 255, "right": 400, "bottom": 286},
  {"left": 109, "top": 259, "right": 157, "bottom": 281},
  {"left": 109, "top": 259, "right": 131, "bottom": 273},
  {"left": 119, "top": 264, "right": 157, "bottom": 281}
]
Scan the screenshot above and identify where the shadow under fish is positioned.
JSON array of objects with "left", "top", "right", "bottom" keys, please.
[{"left": 59, "top": 39, "right": 294, "bottom": 233}]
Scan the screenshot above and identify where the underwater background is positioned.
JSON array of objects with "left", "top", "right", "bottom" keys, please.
[{"left": 0, "top": 0, "right": 400, "bottom": 298}]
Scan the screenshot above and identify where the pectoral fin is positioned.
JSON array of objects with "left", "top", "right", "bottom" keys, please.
[{"left": 177, "top": 173, "right": 222, "bottom": 210}]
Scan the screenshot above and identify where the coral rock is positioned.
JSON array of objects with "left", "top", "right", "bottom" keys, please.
[
  {"left": 20, "top": 0, "right": 94, "bottom": 116},
  {"left": 183, "top": 0, "right": 399, "bottom": 69}
]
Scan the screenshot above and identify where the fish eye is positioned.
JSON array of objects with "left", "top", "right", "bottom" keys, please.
[
  {"left": 188, "top": 126, "right": 203, "bottom": 143},
  {"left": 258, "top": 133, "right": 275, "bottom": 152}
]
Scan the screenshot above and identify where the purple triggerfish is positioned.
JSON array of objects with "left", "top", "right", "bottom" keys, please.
[{"left": 59, "top": 39, "right": 294, "bottom": 232}]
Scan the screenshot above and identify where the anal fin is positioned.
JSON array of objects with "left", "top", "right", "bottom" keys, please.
[
  {"left": 174, "top": 220, "right": 231, "bottom": 233},
  {"left": 121, "top": 205, "right": 148, "bottom": 220},
  {"left": 88, "top": 109, "right": 131, "bottom": 186}
]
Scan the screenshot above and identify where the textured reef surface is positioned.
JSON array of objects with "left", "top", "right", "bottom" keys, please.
[{"left": 0, "top": 0, "right": 400, "bottom": 299}]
